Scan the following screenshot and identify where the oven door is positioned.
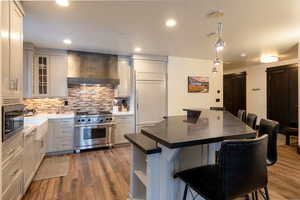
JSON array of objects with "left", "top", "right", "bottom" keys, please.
[
  {"left": 76, "top": 125, "right": 111, "bottom": 149},
  {"left": 2, "top": 104, "right": 24, "bottom": 142}
]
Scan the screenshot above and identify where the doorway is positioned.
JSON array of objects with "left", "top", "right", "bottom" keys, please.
[
  {"left": 223, "top": 72, "right": 246, "bottom": 116},
  {"left": 267, "top": 64, "right": 298, "bottom": 129}
]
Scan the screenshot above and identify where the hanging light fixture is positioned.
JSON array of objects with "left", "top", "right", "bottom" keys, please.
[
  {"left": 212, "top": 66, "right": 218, "bottom": 73},
  {"left": 215, "top": 22, "right": 225, "bottom": 52},
  {"left": 213, "top": 57, "right": 222, "bottom": 66}
]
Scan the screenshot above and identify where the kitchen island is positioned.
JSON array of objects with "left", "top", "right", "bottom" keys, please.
[{"left": 125, "top": 109, "right": 256, "bottom": 200}]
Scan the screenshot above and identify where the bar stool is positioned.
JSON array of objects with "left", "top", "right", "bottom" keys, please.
[
  {"left": 174, "top": 135, "right": 269, "bottom": 200},
  {"left": 237, "top": 109, "right": 246, "bottom": 122},
  {"left": 258, "top": 118, "right": 280, "bottom": 166},
  {"left": 246, "top": 113, "right": 257, "bottom": 130},
  {"left": 283, "top": 122, "right": 298, "bottom": 145}
]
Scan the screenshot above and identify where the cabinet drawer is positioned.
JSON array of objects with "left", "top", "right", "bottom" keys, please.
[
  {"left": 2, "top": 132, "right": 23, "bottom": 163},
  {"left": 2, "top": 150, "right": 23, "bottom": 195},
  {"left": 59, "top": 119, "right": 74, "bottom": 125},
  {"left": 2, "top": 171, "right": 23, "bottom": 200},
  {"left": 115, "top": 116, "right": 134, "bottom": 124}
]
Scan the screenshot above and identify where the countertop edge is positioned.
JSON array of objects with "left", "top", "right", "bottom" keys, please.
[
  {"left": 141, "top": 129, "right": 257, "bottom": 149},
  {"left": 125, "top": 134, "right": 161, "bottom": 154}
]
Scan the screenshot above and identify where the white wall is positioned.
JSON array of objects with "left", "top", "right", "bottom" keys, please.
[
  {"left": 167, "top": 56, "right": 223, "bottom": 116},
  {"left": 224, "top": 58, "right": 298, "bottom": 123}
]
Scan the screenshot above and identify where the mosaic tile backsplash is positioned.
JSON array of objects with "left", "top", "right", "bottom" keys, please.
[{"left": 24, "top": 84, "right": 114, "bottom": 113}]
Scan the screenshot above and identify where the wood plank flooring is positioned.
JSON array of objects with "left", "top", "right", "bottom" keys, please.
[{"left": 23, "top": 145, "right": 300, "bottom": 200}]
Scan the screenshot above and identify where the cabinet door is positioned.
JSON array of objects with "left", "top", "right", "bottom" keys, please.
[
  {"left": 50, "top": 55, "right": 68, "bottom": 97},
  {"left": 9, "top": 1, "right": 23, "bottom": 98},
  {"left": 136, "top": 81, "right": 166, "bottom": 126},
  {"left": 34, "top": 55, "right": 50, "bottom": 97},
  {"left": 1, "top": 1, "right": 10, "bottom": 98},
  {"left": 47, "top": 119, "right": 74, "bottom": 152},
  {"left": 116, "top": 58, "right": 131, "bottom": 97},
  {"left": 114, "top": 116, "right": 134, "bottom": 144},
  {"left": 23, "top": 48, "right": 35, "bottom": 98},
  {"left": 23, "top": 131, "right": 35, "bottom": 188}
]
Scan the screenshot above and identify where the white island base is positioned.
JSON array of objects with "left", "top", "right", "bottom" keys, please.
[{"left": 129, "top": 143, "right": 220, "bottom": 200}]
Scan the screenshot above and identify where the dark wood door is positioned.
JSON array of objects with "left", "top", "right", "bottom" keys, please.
[
  {"left": 267, "top": 65, "right": 298, "bottom": 128},
  {"left": 223, "top": 72, "right": 246, "bottom": 116},
  {"left": 288, "top": 67, "right": 298, "bottom": 126}
]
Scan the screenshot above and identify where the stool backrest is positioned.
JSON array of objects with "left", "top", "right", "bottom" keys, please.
[
  {"left": 246, "top": 113, "right": 257, "bottom": 129},
  {"left": 237, "top": 109, "right": 246, "bottom": 122},
  {"left": 219, "top": 135, "right": 268, "bottom": 199},
  {"left": 258, "top": 118, "right": 280, "bottom": 166}
]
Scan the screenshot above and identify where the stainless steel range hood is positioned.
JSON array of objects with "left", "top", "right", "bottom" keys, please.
[{"left": 67, "top": 51, "right": 119, "bottom": 86}]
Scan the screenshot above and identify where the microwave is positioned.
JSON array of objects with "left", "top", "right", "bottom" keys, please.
[{"left": 2, "top": 104, "right": 24, "bottom": 142}]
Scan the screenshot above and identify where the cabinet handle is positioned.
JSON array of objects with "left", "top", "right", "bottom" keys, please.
[
  {"left": 15, "top": 78, "right": 19, "bottom": 90},
  {"left": 8, "top": 148, "right": 16, "bottom": 156},
  {"left": 11, "top": 169, "right": 19, "bottom": 178},
  {"left": 9, "top": 80, "right": 15, "bottom": 90}
]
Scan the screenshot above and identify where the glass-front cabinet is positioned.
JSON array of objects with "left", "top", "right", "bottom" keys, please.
[{"left": 35, "top": 55, "right": 49, "bottom": 96}]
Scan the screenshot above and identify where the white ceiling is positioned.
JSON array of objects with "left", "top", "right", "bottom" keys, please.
[{"left": 23, "top": 0, "right": 300, "bottom": 66}]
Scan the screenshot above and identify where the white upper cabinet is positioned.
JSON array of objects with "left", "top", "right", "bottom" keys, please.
[
  {"left": 49, "top": 55, "right": 68, "bottom": 97},
  {"left": 24, "top": 48, "right": 68, "bottom": 98},
  {"left": 1, "top": 1, "right": 24, "bottom": 102},
  {"left": 115, "top": 56, "right": 132, "bottom": 97}
]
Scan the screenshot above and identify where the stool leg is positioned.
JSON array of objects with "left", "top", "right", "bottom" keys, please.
[
  {"left": 264, "top": 186, "right": 270, "bottom": 200},
  {"left": 251, "top": 192, "right": 256, "bottom": 200},
  {"left": 286, "top": 134, "right": 290, "bottom": 145},
  {"left": 183, "top": 184, "right": 188, "bottom": 200},
  {"left": 255, "top": 191, "right": 258, "bottom": 200}
]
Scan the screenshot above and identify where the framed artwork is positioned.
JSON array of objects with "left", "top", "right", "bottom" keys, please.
[{"left": 188, "top": 76, "right": 209, "bottom": 93}]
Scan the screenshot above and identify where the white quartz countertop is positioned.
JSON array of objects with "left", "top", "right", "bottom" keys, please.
[
  {"left": 24, "top": 113, "right": 75, "bottom": 126},
  {"left": 113, "top": 111, "right": 134, "bottom": 116}
]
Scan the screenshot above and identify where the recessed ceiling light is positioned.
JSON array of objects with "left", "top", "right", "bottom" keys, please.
[
  {"left": 166, "top": 19, "right": 177, "bottom": 27},
  {"left": 63, "top": 39, "right": 72, "bottom": 45},
  {"left": 134, "top": 47, "right": 141, "bottom": 52},
  {"left": 260, "top": 55, "right": 279, "bottom": 63},
  {"left": 56, "top": 0, "right": 70, "bottom": 7},
  {"left": 240, "top": 53, "right": 247, "bottom": 57}
]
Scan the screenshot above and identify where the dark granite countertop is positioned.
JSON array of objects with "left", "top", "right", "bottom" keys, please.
[
  {"left": 125, "top": 133, "right": 161, "bottom": 154},
  {"left": 141, "top": 109, "right": 256, "bottom": 149}
]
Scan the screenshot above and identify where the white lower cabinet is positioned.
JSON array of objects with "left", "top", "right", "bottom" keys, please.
[
  {"left": 113, "top": 115, "right": 135, "bottom": 144},
  {"left": 47, "top": 118, "right": 74, "bottom": 153},
  {"left": 2, "top": 132, "right": 24, "bottom": 200},
  {"left": 2, "top": 171, "right": 23, "bottom": 200},
  {"left": 23, "top": 129, "right": 36, "bottom": 190}
]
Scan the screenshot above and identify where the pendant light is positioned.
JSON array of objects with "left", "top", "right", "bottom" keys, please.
[
  {"left": 212, "top": 66, "right": 218, "bottom": 73},
  {"left": 213, "top": 57, "right": 222, "bottom": 66},
  {"left": 215, "top": 22, "right": 225, "bottom": 52}
]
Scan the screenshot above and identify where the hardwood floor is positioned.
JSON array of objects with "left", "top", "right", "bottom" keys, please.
[
  {"left": 22, "top": 146, "right": 131, "bottom": 200},
  {"left": 23, "top": 145, "right": 300, "bottom": 200}
]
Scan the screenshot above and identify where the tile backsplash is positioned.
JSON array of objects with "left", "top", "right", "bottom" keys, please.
[{"left": 24, "top": 84, "right": 115, "bottom": 113}]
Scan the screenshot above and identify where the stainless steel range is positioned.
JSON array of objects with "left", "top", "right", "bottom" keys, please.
[{"left": 74, "top": 111, "right": 114, "bottom": 152}]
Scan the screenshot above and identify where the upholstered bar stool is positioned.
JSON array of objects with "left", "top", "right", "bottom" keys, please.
[
  {"left": 258, "top": 119, "right": 280, "bottom": 166},
  {"left": 246, "top": 113, "right": 257, "bottom": 130},
  {"left": 174, "top": 135, "right": 269, "bottom": 200},
  {"left": 237, "top": 109, "right": 246, "bottom": 122}
]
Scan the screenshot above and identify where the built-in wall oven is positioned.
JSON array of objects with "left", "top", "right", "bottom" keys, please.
[
  {"left": 2, "top": 104, "right": 24, "bottom": 142},
  {"left": 74, "top": 112, "right": 114, "bottom": 152}
]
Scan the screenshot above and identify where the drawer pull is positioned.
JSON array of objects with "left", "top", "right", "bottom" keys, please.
[
  {"left": 8, "top": 148, "right": 16, "bottom": 156},
  {"left": 10, "top": 169, "right": 19, "bottom": 178}
]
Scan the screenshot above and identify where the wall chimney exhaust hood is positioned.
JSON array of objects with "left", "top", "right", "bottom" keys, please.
[{"left": 67, "top": 51, "right": 119, "bottom": 86}]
